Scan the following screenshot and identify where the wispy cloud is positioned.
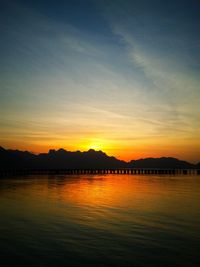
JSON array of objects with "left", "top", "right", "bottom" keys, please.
[
  {"left": 1, "top": 0, "right": 200, "bottom": 161},
  {"left": 98, "top": 0, "right": 200, "bottom": 137}
]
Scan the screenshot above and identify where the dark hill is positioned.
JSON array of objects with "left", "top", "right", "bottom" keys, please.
[
  {"left": 0, "top": 147, "right": 198, "bottom": 171},
  {"left": 0, "top": 147, "right": 127, "bottom": 170},
  {"left": 196, "top": 162, "right": 200, "bottom": 169},
  {"left": 129, "top": 157, "right": 194, "bottom": 169}
]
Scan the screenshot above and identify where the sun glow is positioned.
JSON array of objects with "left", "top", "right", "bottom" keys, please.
[
  {"left": 86, "top": 140, "right": 104, "bottom": 151},
  {"left": 89, "top": 143, "right": 102, "bottom": 150},
  {"left": 80, "top": 138, "right": 109, "bottom": 152}
]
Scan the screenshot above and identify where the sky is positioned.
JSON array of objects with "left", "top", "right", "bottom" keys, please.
[{"left": 0, "top": 0, "right": 200, "bottom": 162}]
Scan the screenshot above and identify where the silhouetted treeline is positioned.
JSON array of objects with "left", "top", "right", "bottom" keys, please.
[{"left": 0, "top": 146, "right": 198, "bottom": 171}]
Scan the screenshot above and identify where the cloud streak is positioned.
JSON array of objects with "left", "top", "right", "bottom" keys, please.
[{"left": 0, "top": 0, "right": 200, "bottom": 161}]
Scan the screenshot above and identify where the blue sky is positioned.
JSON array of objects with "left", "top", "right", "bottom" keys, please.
[{"left": 0, "top": 0, "right": 200, "bottom": 161}]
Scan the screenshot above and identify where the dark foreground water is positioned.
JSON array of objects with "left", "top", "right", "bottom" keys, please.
[{"left": 0, "top": 174, "right": 199, "bottom": 267}]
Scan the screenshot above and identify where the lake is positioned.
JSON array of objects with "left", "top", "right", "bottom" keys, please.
[{"left": 0, "top": 174, "right": 199, "bottom": 267}]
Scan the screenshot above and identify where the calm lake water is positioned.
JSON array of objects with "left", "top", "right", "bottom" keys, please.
[{"left": 0, "top": 174, "right": 199, "bottom": 267}]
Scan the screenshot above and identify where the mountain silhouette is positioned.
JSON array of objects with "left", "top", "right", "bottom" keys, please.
[
  {"left": 0, "top": 146, "right": 198, "bottom": 171},
  {"left": 129, "top": 157, "right": 194, "bottom": 169},
  {"left": 196, "top": 162, "right": 200, "bottom": 169},
  {"left": 0, "top": 147, "right": 127, "bottom": 170}
]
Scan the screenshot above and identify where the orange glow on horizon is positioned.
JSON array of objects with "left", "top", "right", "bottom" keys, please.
[
  {"left": 1, "top": 137, "right": 200, "bottom": 163},
  {"left": 12, "top": 174, "right": 200, "bottom": 219}
]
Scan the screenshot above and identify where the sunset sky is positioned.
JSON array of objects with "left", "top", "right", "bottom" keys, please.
[{"left": 0, "top": 0, "right": 200, "bottom": 162}]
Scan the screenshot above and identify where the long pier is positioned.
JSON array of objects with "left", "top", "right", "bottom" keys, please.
[{"left": 0, "top": 168, "right": 200, "bottom": 176}]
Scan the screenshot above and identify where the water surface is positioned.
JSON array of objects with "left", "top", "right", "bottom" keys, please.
[{"left": 0, "top": 174, "right": 199, "bottom": 267}]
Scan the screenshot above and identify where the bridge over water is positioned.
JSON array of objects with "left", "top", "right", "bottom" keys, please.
[{"left": 1, "top": 168, "right": 200, "bottom": 176}]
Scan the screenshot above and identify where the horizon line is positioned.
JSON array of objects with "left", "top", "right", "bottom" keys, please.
[{"left": 1, "top": 146, "right": 199, "bottom": 165}]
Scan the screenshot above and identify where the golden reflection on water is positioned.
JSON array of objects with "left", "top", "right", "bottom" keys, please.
[
  {"left": 1, "top": 174, "right": 199, "bottom": 221},
  {"left": 0, "top": 174, "right": 200, "bottom": 267},
  {"left": 46, "top": 175, "right": 200, "bottom": 210}
]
